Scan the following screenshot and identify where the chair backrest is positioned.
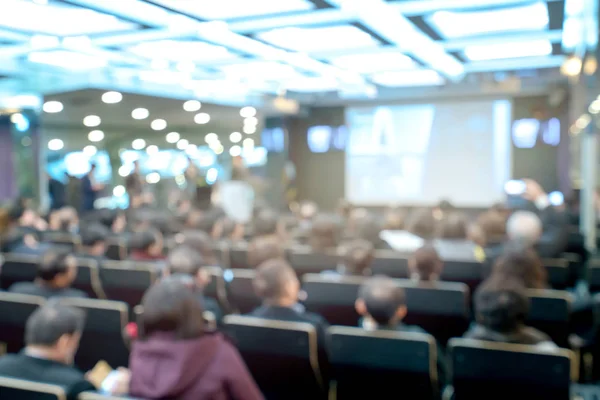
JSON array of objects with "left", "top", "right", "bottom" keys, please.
[
  {"left": 439, "top": 259, "right": 484, "bottom": 291},
  {"left": 370, "top": 251, "right": 409, "bottom": 278},
  {"left": 0, "top": 292, "right": 44, "bottom": 354},
  {"left": 99, "top": 261, "right": 156, "bottom": 311},
  {"left": 0, "top": 376, "right": 66, "bottom": 400},
  {"left": 44, "top": 232, "right": 81, "bottom": 252},
  {"left": 329, "top": 326, "right": 438, "bottom": 399},
  {"left": 301, "top": 274, "right": 364, "bottom": 326},
  {"left": 0, "top": 253, "right": 39, "bottom": 290},
  {"left": 73, "top": 258, "right": 105, "bottom": 299},
  {"left": 203, "top": 266, "right": 230, "bottom": 312},
  {"left": 223, "top": 315, "right": 324, "bottom": 400},
  {"left": 106, "top": 238, "right": 127, "bottom": 261},
  {"left": 449, "top": 338, "right": 576, "bottom": 400},
  {"left": 79, "top": 392, "right": 138, "bottom": 400},
  {"left": 229, "top": 244, "right": 250, "bottom": 269},
  {"left": 289, "top": 251, "right": 339, "bottom": 276},
  {"left": 526, "top": 289, "right": 571, "bottom": 348},
  {"left": 227, "top": 269, "right": 261, "bottom": 314},
  {"left": 541, "top": 258, "right": 570, "bottom": 290},
  {"left": 58, "top": 298, "right": 130, "bottom": 371}
]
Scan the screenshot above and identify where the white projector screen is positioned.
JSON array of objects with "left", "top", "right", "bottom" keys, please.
[{"left": 345, "top": 100, "right": 512, "bottom": 207}]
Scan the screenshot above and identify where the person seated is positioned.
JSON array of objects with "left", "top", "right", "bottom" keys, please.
[
  {"left": 252, "top": 209, "right": 284, "bottom": 239},
  {"left": 9, "top": 249, "right": 88, "bottom": 299},
  {"left": 308, "top": 214, "right": 341, "bottom": 252},
  {"left": 214, "top": 216, "right": 245, "bottom": 243},
  {"left": 129, "top": 278, "right": 263, "bottom": 400},
  {"left": 490, "top": 244, "right": 548, "bottom": 289},
  {"left": 436, "top": 212, "right": 468, "bottom": 239},
  {"left": 464, "top": 277, "right": 556, "bottom": 348},
  {"left": 79, "top": 223, "right": 109, "bottom": 263},
  {"left": 47, "top": 208, "right": 76, "bottom": 233},
  {"left": 1, "top": 227, "right": 51, "bottom": 255},
  {"left": 176, "top": 229, "right": 219, "bottom": 266},
  {"left": 353, "top": 213, "right": 393, "bottom": 250},
  {"left": 0, "top": 303, "right": 128, "bottom": 399},
  {"left": 383, "top": 207, "right": 405, "bottom": 230},
  {"left": 129, "top": 228, "right": 165, "bottom": 262},
  {"left": 405, "top": 208, "right": 436, "bottom": 240},
  {"left": 163, "top": 245, "right": 222, "bottom": 322},
  {"left": 95, "top": 208, "right": 127, "bottom": 235},
  {"left": 409, "top": 244, "right": 444, "bottom": 283},
  {"left": 247, "top": 235, "right": 286, "bottom": 269},
  {"left": 433, "top": 212, "right": 485, "bottom": 261},
  {"left": 475, "top": 209, "right": 507, "bottom": 246},
  {"left": 336, "top": 239, "right": 374, "bottom": 276}
]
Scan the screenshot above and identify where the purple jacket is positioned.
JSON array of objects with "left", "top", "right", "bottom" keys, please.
[{"left": 129, "top": 332, "right": 264, "bottom": 400}]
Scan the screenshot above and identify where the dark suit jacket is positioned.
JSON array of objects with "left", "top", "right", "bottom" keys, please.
[
  {"left": 48, "top": 179, "right": 66, "bottom": 210},
  {"left": 8, "top": 282, "right": 88, "bottom": 300},
  {"left": 0, "top": 352, "right": 95, "bottom": 400},
  {"left": 537, "top": 205, "right": 569, "bottom": 258}
]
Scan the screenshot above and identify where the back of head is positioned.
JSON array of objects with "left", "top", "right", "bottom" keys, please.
[
  {"left": 309, "top": 214, "right": 340, "bottom": 251},
  {"left": 475, "top": 209, "right": 507, "bottom": 244},
  {"left": 475, "top": 278, "right": 529, "bottom": 334},
  {"left": 506, "top": 211, "right": 542, "bottom": 246},
  {"left": 130, "top": 228, "right": 160, "bottom": 251},
  {"left": 140, "top": 278, "right": 204, "bottom": 340},
  {"left": 253, "top": 258, "right": 298, "bottom": 301},
  {"left": 80, "top": 223, "right": 109, "bottom": 247},
  {"left": 25, "top": 303, "right": 85, "bottom": 347},
  {"left": 338, "top": 239, "right": 374, "bottom": 276},
  {"left": 358, "top": 276, "right": 406, "bottom": 326},
  {"left": 253, "top": 209, "right": 280, "bottom": 238},
  {"left": 177, "top": 229, "right": 216, "bottom": 265},
  {"left": 410, "top": 244, "right": 443, "bottom": 281},
  {"left": 383, "top": 208, "right": 405, "bottom": 230},
  {"left": 38, "top": 249, "right": 75, "bottom": 282},
  {"left": 167, "top": 245, "right": 205, "bottom": 277},
  {"left": 247, "top": 235, "right": 285, "bottom": 268},
  {"left": 492, "top": 243, "right": 547, "bottom": 289},
  {"left": 406, "top": 208, "right": 436, "bottom": 239},
  {"left": 354, "top": 213, "right": 385, "bottom": 246},
  {"left": 437, "top": 212, "right": 468, "bottom": 239}
]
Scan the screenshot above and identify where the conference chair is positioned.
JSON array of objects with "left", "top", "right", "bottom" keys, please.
[
  {"left": 328, "top": 326, "right": 438, "bottom": 400},
  {"left": 0, "top": 377, "right": 66, "bottom": 400},
  {"left": 227, "top": 269, "right": 261, "bottom": 314},
  {"left": 223, "top": 315, "right": 326, "bottom": 400},
  {"left": 99, "top": 261, "right": 157, "bottom": 312},
  {"left": 79, "top": 393, "right": 138, "bottom": 400},
  {"left": 44, "top": 232, "right": 81, "bottom": 252},
  {"left": 0, "top": 253, "right": 39, "bottom": 290},
  {"left": 370, "top": 250, "right": 410, "bottom": 278},
  {"left": 203, "top": 266, "right": 231, "bottom": 312},
  {"left": 58, "top": 298, "right": 129, "bottom": 371},
  {"left": 229, "top": 243, "right": 250, "bottom": 269},
  {"left": 527, "top": 289, "right": 572, "bottom": 348},
  {"left": 439, "top": 259, "right": 484, "bottom": 292},
  {"left": 106, "top": 238, "right": 127, "bottom": 261},
  {"left": 447, "top": 338, "right": 577, "bottom": 400},
  {"left": 301, "top": 274, "right": 364, "bottom": 326},
  {"left": 289, "top": 250, "right": 339, "bottom": 276},
  {"left": 541, "top": 258, "right": 570, "bottom": 290},
  {"left": 72, "top": 258, "right": 105, "bottom": 299},
  {"left": 0, "top": 292, "right": 44, "bottom": 354}
]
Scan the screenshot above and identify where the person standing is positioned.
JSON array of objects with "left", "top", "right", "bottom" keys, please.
[
  {"left": 125, "top": 160, "right": 144, "bottom": 207},
  {"left": 48, "top": 173, "right": 67, "bottom": 210},
  {"left": 81, "top": 163, "right": 103, "bottom": 213}
]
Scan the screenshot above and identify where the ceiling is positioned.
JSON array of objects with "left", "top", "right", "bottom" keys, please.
[{"left": 0, "top": 0, "right": 597, "bottom": 108}]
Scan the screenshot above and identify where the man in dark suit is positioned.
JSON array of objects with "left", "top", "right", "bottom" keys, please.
[
  {"left": 78, "top": 223, "right": 109, "bottom": 263},
  {"left": 81, "top": 164, "right": 103, "bottom": 213},
  {"left": 48, "top": 173, "right": 67, "bottom": 210},
  {"left": 125, "top": 160, "right": 143, "bottom": 206},
  {"left": 0, "top": 303, "right": 95, "bottom": 399},
  {"left": 9, "top": 249, "right": 88, "bottom": 299}
]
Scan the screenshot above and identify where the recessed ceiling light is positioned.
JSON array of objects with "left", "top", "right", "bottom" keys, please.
[
  {"left": 88, "top": 130, "right": 104, "bottom": 142},
  {"left": 205, "top": 133, "right": 218, "bottom": 143},
  {"left": 83, "top": 115, "right": 101, "bottom": 127},
  {"left": 132, "top": 138, "right": 146, "bottom": 150},
  {"left": 102, "top": 91, "right": 123, "bottom": 104},
  {"left": 229, "top": 145, "right": 242, "bottom": 156},
  {"left": 146, "top": 145, "right": 159, "bottom": 155},
  {"left": 176, "top": 60, "right": 196, "bottom": 73},
  {"left": 243, "top": 138, "right": 254, "bottom": 149},
  {"left": 48, "top": 138, "right": 64, "bottom": 151},
  {"left": 43, "top": 100, "right": 63, "bottom": 113},
  {"left": 177, "top": 139, "right": 189, "bottom": 150},
  {"left": 229, "top": 131, "right": 242, "bottom": 143},
  {"left": 113, "top": 185, "right": 126, "bottom": 197},
  {"left": 240, "top": 106, "right": 256, "bottom": 118},
  {"left": 166, "top": 131, "right": 180, "bottom": 143},
  {"left": 244, "top": 116, "right": 258, "bottom": 126},
  {"left": 151, "top": 119, "right": 167, "bottom": 131},
  {"left": 151, "top": 58, "right": 169, "bottom": 70},
  {"left": 243, "top": 124, "right": 256, "bottom": 134},
  {"left": 183, "top": 100, "right": 201, "bottom": 112},
  {"left": 83, "top": 145, "right": 97, "bottom": 157},
  {"left": 213, "top": 143, "right": 224, "bottom": 155},
  {"left": 131, "top": 108, "right": 149, "bottom": 120},
  {"left": 146, "top": 172, "right": 160, "bottom": 184},
  {"left": 194, "top": 112, "right": 210, "bottom": 124}
]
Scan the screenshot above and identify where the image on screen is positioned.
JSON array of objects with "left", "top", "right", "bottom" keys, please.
[{"left": 345, "top": 100, "right": 512, "bottom": 206}]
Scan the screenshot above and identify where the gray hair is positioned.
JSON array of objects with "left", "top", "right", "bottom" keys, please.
[{"left": 506, "top": 211, "right": 542, "bottom": 245}]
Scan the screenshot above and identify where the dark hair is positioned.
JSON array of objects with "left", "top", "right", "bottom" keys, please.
[
  {"left": 25, "top": 303, "right": 85, "bottom": 346},
  {"left": 167, "top": 245, "right": 205, "bottom": 277},
  {"left": 38, "top": 249, "right": 75, "bottom": 281},
  {"left": 139, "top": 278, "right": 205, "bottom": 340},
  {"left": 247, "top": 236, "right": 285, "bottom": 268},
  {"left": 354, "top": 214, "right": 386, "bottom": 247},
  {"left": 474, "top": 278, "right": 529, "bottom": 333},
  {"left": 309, "top": 214, "right": 340, "bottom": 251},
  {"left": 8, "top": 204, "right": 26, "bottom": 223},
  {"left": 188, "top": 208, "right": 223, "bottom": 235},
  {"left": 476, "top": 210, "right": 507, "bottom": 242},
  {"left": 411, "top": 244, "right": 443, "bottom": 281},
  {"left": 406, "top": 208, "right": 436, "bottom": 239},
  {"left": 384, "top": 208, "right": 405, "bottom": 230},
  {"left": 358, "top": 276, "right": 406, "bottom": 326},
  {"left": 178, "top": 230, "right": 216, "bottom": 265},
  {"left": 96, "top": 208, "right": 121, "bottom": 230},
  {"left": 437, "top": 212, "right": 468, "bottom": 239},
  {"left": 253, "top": 209, "right": 279, "bottom": 237},
  {"left": 130, "top": 228, "right": 161, "bottom": 251},
  {"left": 338, "top": 239, "right": 374, "bottom": 276},
  {"left": 80, "top": 223, "right": 109, "bottom": 247},
  {"left": 492, "top": 244, "right": 547, "bottom": 289},
  {"left": 253, "top": 259, "right": 297, "bottom": 300}
]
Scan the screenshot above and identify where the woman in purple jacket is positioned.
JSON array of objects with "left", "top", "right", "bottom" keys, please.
[{"left": 129, "top": 278, "right": 264, "bottom": 400}]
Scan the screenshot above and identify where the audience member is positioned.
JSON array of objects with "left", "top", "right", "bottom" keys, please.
[
  {"left": 214, "top": 216, "right": 245, "bottom": 242},
  {"left": 79, "top": 223, "right": 109, "bottom": 262},
  {"left": 476, "top": 209, "right": 507, "bottom": 245},
  {"left": 9, "top": 249, "right": 87, "bottom": 299},
  {"left": 383, "top": 207, "right": 405, "bottom": 230},
  {"left": 337, "top": 239, "right": 374, "bottom": 276},
  {"left": 405, "top": 208, "right": 436, "bottom": 239},
  {"left": 252, "top": 209, "right": 281, "bottom": 237},
  {"left": 48, "top": 173, "right": 67, "bottom": 210},
  {"left": 409, "top": 244, "right": 443, "bottom": 282},
  {"left": 353, "top": 213, "right": 392, "bottom": 250},
  {"left": 164, "top": 245, "right": 222, "bottom": 322},
  {"left": 464, "top": 278, "right": 556, "bottom": 348},
  {"left": 308, "top": 214, "right": 340, "bottom": 252},
  {"left": 436, "top": 212, "right": 468, "bottom": 239},
  {"left": 129, "top": 279, "right": 263, "bottom": 400},
  {"left": 491, "top": 245, "right": 548, "bottom": 289},
  {"left": 94, "top": 208, "right": 127, "bottom": 235},
  {"left": 2, "top": 227, "right": 50, "bottom": 255},
  {"left": 247, "top": 235, "right": 285, "bottom": 269},
  {"left": 176, "top": 229, "right": 218, "bottom": 265},
  {"left": 81, "top": 163, "right": 103, "bottom": 213},
  {"left": 129, "top": 228, "right": 165, "bottom": 262}
]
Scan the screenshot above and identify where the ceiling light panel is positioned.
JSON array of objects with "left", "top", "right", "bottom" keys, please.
[
  {"left": 284, "top": 76, "right": 340, "bottom": 92},
  {"left": 220, "top": 61, "right": 304, "bottom": 81},
  {"left": 126, "top": 40, "right": 239, "bottom": 63},
  {"left": 329, "top": 52, "right": 418, "bottom": 74},
  {"left": 150, "top": 0, "right": 314, "bottom": 20},
  {"left": 427, "top": 2, "right": 549, "bottom": 39},
  {"left": 28, "top": 50, "right": 108, "bottom": 70},
  {"left": 371, "top": 70, "right": 445, "bottom": 87},
  {"left": 463, "top": 40, "right": 553, "bottom": 61},
  {"left": 256, "top": 25, "right": 380, "bottom": 53},
  {"left": 0, "top": 0, "right": 138, "bottom": 36}
]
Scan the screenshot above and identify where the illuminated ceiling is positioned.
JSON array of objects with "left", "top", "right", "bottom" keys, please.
[{"left": 0, "top": 0, "right": 596, "bottom": 107}]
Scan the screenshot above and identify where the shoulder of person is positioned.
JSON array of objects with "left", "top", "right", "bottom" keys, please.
[
  {"left": 302, "top": 311, "right": 330, "bottom": 328},
  {"left": 521, "top": 326, "right": 553, "bottom": 344},
  {"left": 8, "top": 281, "right": 36, "bottom": 293}
]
